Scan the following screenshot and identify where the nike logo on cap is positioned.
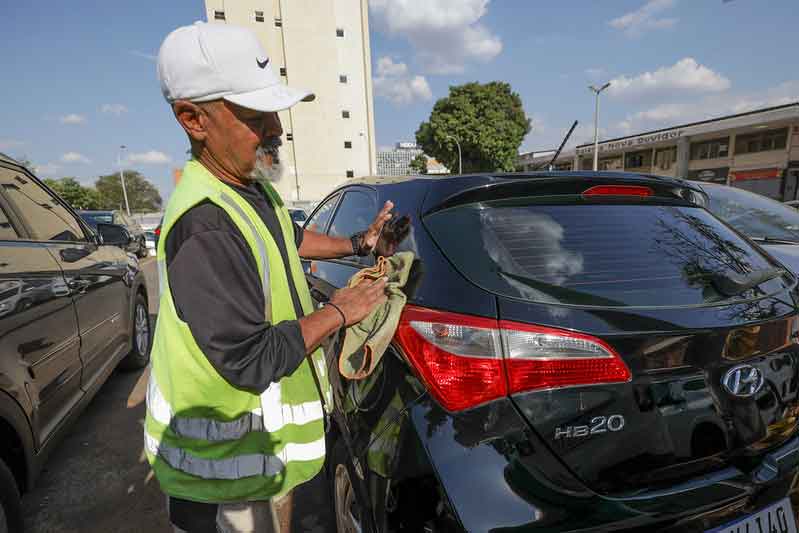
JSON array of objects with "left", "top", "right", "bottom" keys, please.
[{"left": 257, "top": 57, "right": 270, "bottom": 69}]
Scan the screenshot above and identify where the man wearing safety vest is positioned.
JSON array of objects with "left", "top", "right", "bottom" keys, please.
[{"left": 146, "top": 22, "right": 394, "bottom": 532}]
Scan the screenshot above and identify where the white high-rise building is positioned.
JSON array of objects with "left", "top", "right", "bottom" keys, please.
[{"left": 203, "top": 0, "right": 377, "bottom": 204}]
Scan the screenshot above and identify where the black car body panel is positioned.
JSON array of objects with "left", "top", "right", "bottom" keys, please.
[
  {"left": 307, "top": 172, "right": 799, "bottom": 532},
  {"left": 0, "top": 154, "right": 148, "bottom": 498}
]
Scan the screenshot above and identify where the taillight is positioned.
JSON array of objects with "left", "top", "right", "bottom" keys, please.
[
  {"left": 154, "top": 227, "right": 161, "bottom": 236},
  {"left": 394, "top": 306, "right": 631, "bottom": 412},
  {"left": 583, "top": 185, "right": 653, "bottom": 197}
]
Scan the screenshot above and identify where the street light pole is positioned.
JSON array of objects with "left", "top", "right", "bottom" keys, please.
[
  {"left": 118, "top": 145, "right": 131, "bottom": 216},
  {"left": 589, "top": 82, "right": 611, "bottom": 171},
  {"left": 445, "top": 134, "right": 462, "bottom": 175}
]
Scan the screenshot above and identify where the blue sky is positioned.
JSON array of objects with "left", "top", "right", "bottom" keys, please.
[{"left": 2, "top": 0, "right": 797, "bottom": 201}]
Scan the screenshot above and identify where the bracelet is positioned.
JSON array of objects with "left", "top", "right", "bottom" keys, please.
[{"left": 326, "top": 302, "right": 347, "bottom": 328}]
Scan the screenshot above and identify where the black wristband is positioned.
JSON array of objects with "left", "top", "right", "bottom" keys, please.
[
  {"left": 350, "top": 231, "right": 370, "bottom": 257},
  {"left": 326, "top": 302, "right": 347, "bottom": 328}
]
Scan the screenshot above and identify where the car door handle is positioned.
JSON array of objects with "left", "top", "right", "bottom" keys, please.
[{"left": 68, "top": 278, "right": 91, "bottom": 294}]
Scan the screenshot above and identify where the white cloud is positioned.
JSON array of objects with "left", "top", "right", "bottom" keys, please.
[
  {"left": 615, "top": 80, "right": 799, "bottom": 134},
  {"left": 61, "top": 152, "right": 91, "bottom": 164},
  {"left": 33, "top": 163, "right": 60, "bottom": 175},
  {"left": 126, "top": 150, "right": 172, "bottom": 165},
  {"left": 369, "top": 0, "right": 501, "bottom": 74},
  {"left": 59, "top": 113, "right": 87, "bottom": 125},
  {"left": 101, "top": 103, "right": 128, "bottom": 116},
  {"left": 608, "top": 58, "right": 730, "bottom": 98},
  {"left": 373, "top": 56, "right": 433, "bottom": 106},
  {"left": 376, "top": 57, "right": 408, "bottom": 77},
  {"left": 130, "top": 50, "right": 157, "bottom": 61},
  {"left": 0, "top": 138, "right": 25, "bottom": 151},
  {"left": 609, "top": 0, "right": 678, "bottom": 36}
]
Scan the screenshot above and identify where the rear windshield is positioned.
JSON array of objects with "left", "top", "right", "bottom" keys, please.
[
  {"left": 425, "top": 201, "right": 788, "bottom": 307},
  {"left": 81, "top": 213, "right": 113, "bottom": 226}
]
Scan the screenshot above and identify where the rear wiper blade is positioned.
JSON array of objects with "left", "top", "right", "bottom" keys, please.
[
  {"left": 749, "top": 236, "right": 799, "bottom": 245},
  {"left": 709, "top": 267, "right": 786, "bottom": 297}
]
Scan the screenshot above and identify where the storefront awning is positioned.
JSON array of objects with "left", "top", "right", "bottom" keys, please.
[{"left": 729, "top": 167, "right": 782, "bottom": 181}]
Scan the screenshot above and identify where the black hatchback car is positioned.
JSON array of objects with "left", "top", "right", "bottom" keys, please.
[
  {"left": 305, "top": 172, "right": 799, "bottom": 532},
  {"left": 0, "top": 154, "right": 150, "bottom": 532}
]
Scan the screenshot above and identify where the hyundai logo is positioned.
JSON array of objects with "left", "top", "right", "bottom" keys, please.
[{"left": 722, "top": 364, "right": 765, "bottom": 397}]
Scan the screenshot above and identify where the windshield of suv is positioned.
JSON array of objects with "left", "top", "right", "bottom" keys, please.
[
  {"left": 425, "top": 201, "right": 788, "bottom": 307},
  {"left": 702, "top": 184, "right": 799, "bottom": 242}
]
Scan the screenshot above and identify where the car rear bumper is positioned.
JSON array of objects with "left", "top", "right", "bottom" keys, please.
[{"left": 409, "top": 399, "right": 799, "bottom": 532}]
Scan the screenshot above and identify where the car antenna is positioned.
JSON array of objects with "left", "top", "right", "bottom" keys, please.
[{"left": 534, "top": 120, "right": 578, "bottom": 171}]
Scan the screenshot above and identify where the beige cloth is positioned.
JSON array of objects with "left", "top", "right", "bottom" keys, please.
[{"left": 339, "top": 252, "right": 415, "bottom": 380}]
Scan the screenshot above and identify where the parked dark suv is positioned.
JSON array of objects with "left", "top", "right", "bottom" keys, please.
[
  {"left": 78, "top": 209, "right": 149, "bottom": 258},
  {"left": 0, "top": 154, "right": 150, "bottom": 532},
  {"left": 306, "top": 172, "right": 799, "bottom": 532}
]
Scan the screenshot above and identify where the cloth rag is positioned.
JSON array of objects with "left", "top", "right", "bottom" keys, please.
[{"left": 338, "top": 251, "right": 415, "bottom": 380}]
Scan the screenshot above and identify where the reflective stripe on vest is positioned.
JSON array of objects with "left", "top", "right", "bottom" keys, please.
[
  {"left": 147, "top": 374, "right": 323, "bottom": 441},
  {"left": 218, "top": 191, "right": 271, "bottom": 321},
  {"left": 144, "top": 433, "right": 325, "bottom": 480}
]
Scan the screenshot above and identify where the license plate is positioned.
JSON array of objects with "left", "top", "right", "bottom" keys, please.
[{"left": 707, "top": 498, "right": 797, "bottom": 533}]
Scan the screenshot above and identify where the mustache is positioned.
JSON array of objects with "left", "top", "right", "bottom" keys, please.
[{"left": 260, "top": 137, "right": 282, "bottom": 163}]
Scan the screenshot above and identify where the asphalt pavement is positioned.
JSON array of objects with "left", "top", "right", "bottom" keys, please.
[{"left": 21, "top": 257, "right": 171, "bottom": 533}]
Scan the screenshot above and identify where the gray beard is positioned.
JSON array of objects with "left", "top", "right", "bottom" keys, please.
[{"left": 248, "top": 145, "right": 284, "bottom": 183}]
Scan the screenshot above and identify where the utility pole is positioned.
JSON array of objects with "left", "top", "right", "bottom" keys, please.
[
  {"left": 589, "top": 82, "right": 611, "bottom": 171},
  {"left": 445, "top": 134, "right": 462, "bottom": 175},
  {"left": 118, "top": 145, "right": 131, "bottom": 216}
]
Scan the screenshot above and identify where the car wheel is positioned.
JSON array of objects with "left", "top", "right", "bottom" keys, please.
[
  {"left": 332, "top": 441, "right": 365, "bottom": 533},
  {"left": 120, "top": 294, "right": 150, "bottom": 371},
  {"left": 0, "top": 457, "right": 23, "bottom": 533}
]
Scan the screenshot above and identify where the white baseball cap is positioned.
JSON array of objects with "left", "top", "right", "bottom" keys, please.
[{"left": 157, "top": 21, "right": 314, "bottom": 112}]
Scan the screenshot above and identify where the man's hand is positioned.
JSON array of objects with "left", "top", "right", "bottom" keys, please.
[
  {"left": 329, "top": 277, "right": 388, "bottom": 326},
  {"left": 360, "top": 201, "right": 394, "bottom": 253}
]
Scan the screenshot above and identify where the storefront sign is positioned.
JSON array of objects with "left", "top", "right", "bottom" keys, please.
[
  {"left": 687, "top": 167, "right": 729, "bottom": 183},
  {"left": 577, "top": 129, "right": 684, "bottom": 156},
  {"left": 729, "top": 167, "right": 782, "bottom": 181}
]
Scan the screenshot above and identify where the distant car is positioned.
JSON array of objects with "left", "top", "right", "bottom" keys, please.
[
  {"left": 0, "top": 153, "right": 150, "bottom": 533},
  {"left": 693, "top": 181, "right": 799, "bottom": 274},
  {"left": 144, "top": 230, "right": 157, "bottom": 257},
  {"left": 78, "top": 210, "right": 148, "bottom": 258},
  {"left": 288, "top": 207, "right": 308, "bottom": 225}
]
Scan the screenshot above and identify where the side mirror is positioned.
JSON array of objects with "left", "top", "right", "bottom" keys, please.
[{"left": 96, "top": 223, "right": 131, "bottom": 248}]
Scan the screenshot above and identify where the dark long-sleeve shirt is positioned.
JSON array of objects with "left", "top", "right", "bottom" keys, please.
[{"left": 164, "top": 181, "right": 307, "bottom": 395}]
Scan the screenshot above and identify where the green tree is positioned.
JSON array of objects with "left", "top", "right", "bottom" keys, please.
[
  {"left": 44, "top": 177, "right": 102, "bottom": 210},
  {"left": 95, "top": 171, "right": 162, "bottom": 212},
  {"left": 415, "top": 81, "right": 531, "bottom": 173},
  {"left": 409, "top": 153, "right": 428, "bottom": 175}
]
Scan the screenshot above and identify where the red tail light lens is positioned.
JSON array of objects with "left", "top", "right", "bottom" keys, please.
[
  {"left": 395, "top": 307, "right": 506, "bottom": 412},
  {"left": 154, "top": 227, "right": 161, "bottom": 236},
  {"left": 583, "top": 185, "right": 653, "bottom": 197},
  {"left": 395, "top": 306, "right": 631, "bottom": 412}
]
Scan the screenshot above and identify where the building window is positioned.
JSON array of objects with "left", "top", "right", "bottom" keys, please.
[
  {"left": 655, "top": 147, "right": 677, "bottom": 170},
  {"left": 690, "top": 137, "right": 729, "bottom": 160},
  {"left": 286, "top": 133, "right": 293, "bottom": 141},
  {"left": 274, "top": 17, "right": 282, "bottom": 27},
  {"left": 342, "top": 110, "right": 350, "bottom": 119},
  {"left": 735, "top": 127, "right": 788, "bottom": 155},
  {"left": 214, "top": 10, "right": 225, "bottom": 20},
  {"left": 598, "top": 156, "right": 623, "bottom": 171},
  {"left": 344, "top": 141, "right": 352, "bottom": 149},
  {"left": 336, "top": 28, "right": 345, "bottom": 37},
  {"left": 553, "top": 162, "right": 572, "bottom": 171},
  {"left": 624, "top": 149, "right": 652, "bottom": 169},
  {"left": 339, "top": 75, "right": 348, "bottom": 84},
  {"left": 255, "top": 10, "right": 264, "bottom": 22},
  {"left": 346, "top": 170, "right": 355, "bottom": 178},
  {"left": 279, "top": 67, "right": 286, "bottom": 76}
]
